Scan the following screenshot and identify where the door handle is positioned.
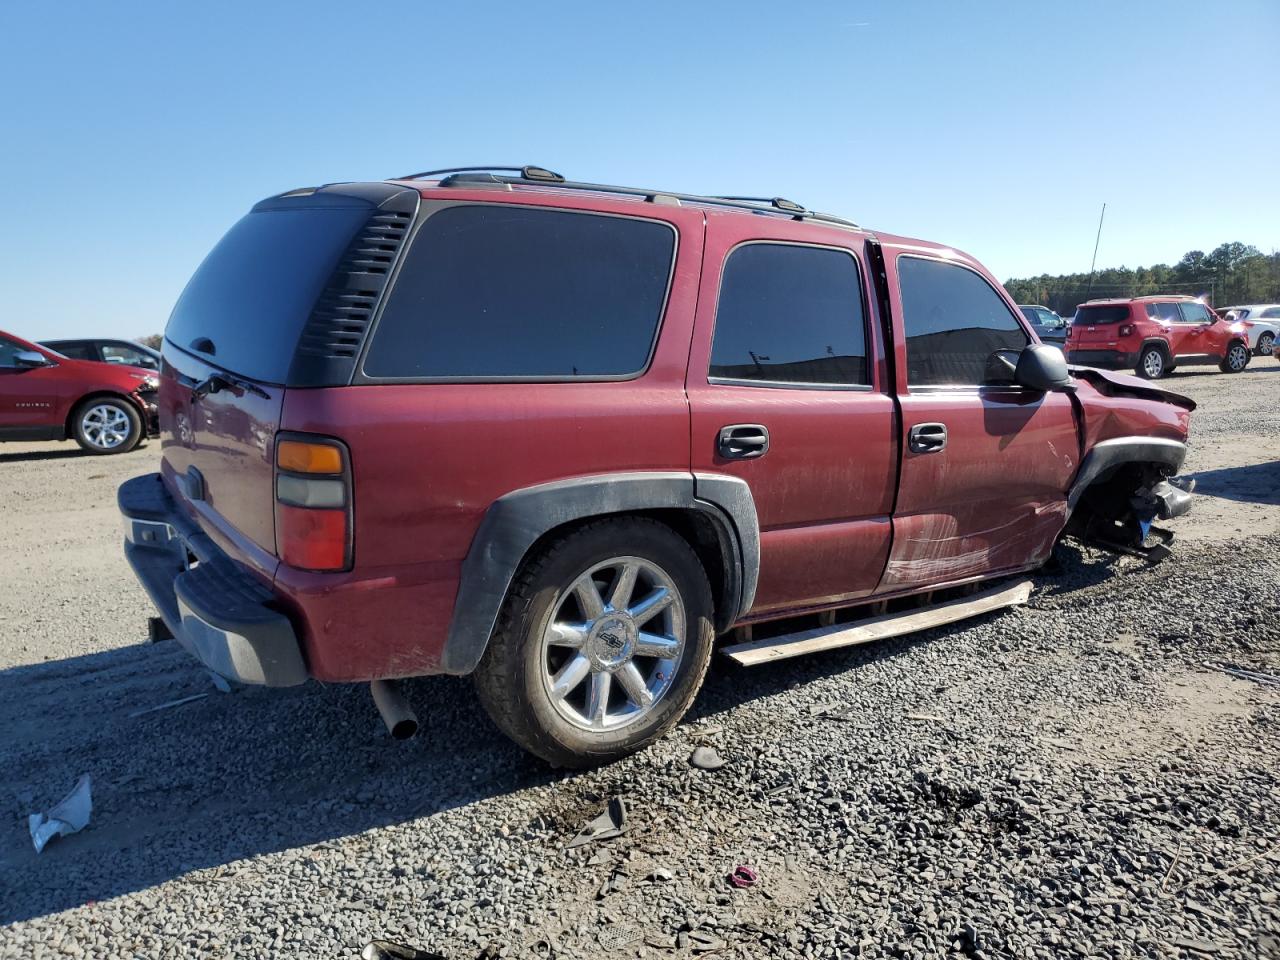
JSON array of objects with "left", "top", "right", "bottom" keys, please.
[
  {"left": 718, "top": 424, "right": 770, "bottom": 460},
  {"left": 908, "top": 422, "right": 947, "bottom": 454}
]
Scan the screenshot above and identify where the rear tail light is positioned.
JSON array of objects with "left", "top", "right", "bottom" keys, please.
[
  {"left": 275, "top": 436, "right": 351, "bottom": 571},
  {"left": 1119, "top": 324, "right": 1135, "bottom": 337}
]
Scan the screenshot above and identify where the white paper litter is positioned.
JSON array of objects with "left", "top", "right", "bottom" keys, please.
[{"left": 28, "top": 774, "right": 92, "bottom": 854}]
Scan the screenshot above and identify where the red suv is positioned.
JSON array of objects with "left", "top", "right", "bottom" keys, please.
[
  {"left": 119, "top": 167, "right": 1196, "bottom": 766},
  {"left": 0, "top": 330, "right": 159, "bottom": 453},
  {"left": 1066, "top": 295, "right": 1251, "bottom": 380}
]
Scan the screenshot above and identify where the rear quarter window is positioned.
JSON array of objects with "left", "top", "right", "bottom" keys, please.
[
  {"left": 362, "top": 205, "right": 675, "bottom": 380},
  {"left": 165, "top": 201, "right": 374, "bottom": 384}
]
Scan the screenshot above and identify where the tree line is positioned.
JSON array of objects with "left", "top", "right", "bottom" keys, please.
[{"left": 1004, "top": 242, "right": 1280, "bottom": 318}]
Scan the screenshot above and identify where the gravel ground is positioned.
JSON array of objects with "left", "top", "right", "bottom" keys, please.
[{"left": 1, "top": 363, "right": 1278, "bottom": 959}]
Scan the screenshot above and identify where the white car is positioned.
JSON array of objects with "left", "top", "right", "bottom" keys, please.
[{"left": 1218, "top": 304, "right": 1280, "bottom": 356}]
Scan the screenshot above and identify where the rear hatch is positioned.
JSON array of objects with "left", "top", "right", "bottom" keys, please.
[
  {"left": 1069, "top": 304, "right": 1132, "bottom": 345},
  {"left": 158, "top": 184, "right": 419, "bottom": 575}
]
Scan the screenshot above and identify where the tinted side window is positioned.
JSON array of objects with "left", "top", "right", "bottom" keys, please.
[
  {"left": 365, "top": 206, "right": 675, "bottom": 379},
  {"left": 44, "top": 341, "right": 97, "bottom": 361},
  {"left": 709, "top": 244, "right": 868, "bottom": 386},
  {"left": 1153, "top": 302, "right": 1182, "bottom": 322},
  {"left": 102, "top": 343, "right": 158, "bottom": 368},
  {"left": 1179, "top": 302, "right": 1211, "bottom": 323},
  {"left": 0, "top": 336, "right": 24, "bottom": 367},
  {"left": 1261, "top": 307, "right": 1280, "bottom": 319},
  {"left": 898, "top": 257, "right": 1029, "bottom": 386}
]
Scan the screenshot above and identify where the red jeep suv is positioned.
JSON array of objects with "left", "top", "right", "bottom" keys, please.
[
  {"left": 1, "top": 330, "right": 159, "bottom": 453},
  {"left": 1066, "top": 295, "right": 1251, "bottom": 380},
  {"left": 119, "top": 167, "right": 1196, "bottom": 766}
]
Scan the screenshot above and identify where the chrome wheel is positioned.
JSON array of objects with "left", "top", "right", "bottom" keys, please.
[
  {"left": 1256, "top": 333, "right": 1273, "bottom": 356},
  {"left": 1142, "top": 349, "right": 1164, "bottom": 378},
  {"left": 539, "top": 556, "right": 685, "bottom": 732},
  {"left": 1228, "top": 343, "right": 1249, "bottom": 371},
  {"left": 81, "top": 403, "right": 132, "bottom": 450}
]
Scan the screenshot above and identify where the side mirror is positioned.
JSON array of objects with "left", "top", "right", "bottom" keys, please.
[
  {"left": 1014, "top": 343, "right": 1073, "bottom": 392},
  {"left": 13, "top": 350, "right": 51, "bottom": 369}
]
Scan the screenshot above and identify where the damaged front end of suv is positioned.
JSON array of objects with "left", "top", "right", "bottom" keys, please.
[{"left": 1063, "top": 366, "right": 1197, "bottom": 561}]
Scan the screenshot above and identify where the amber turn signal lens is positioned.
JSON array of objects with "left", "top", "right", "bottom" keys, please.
[{"left": 277, "top": 440, "right": 343, "bottom": 474}]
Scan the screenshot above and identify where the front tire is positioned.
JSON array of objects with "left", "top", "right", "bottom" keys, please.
[
  {"left": 1219, "top": 341, "right": 1250, "bottom": 373},
  {"left": 1256, "top": 332, "right": 1275, "bottom": 357},
  {"left": 474, "top": 517, "right": 715, "bottom": 768},
  {"left": 72, "top": 398, "right": 142, "bottom": 454},
  {"left": 1137, "top": 345, "right": 1166, "bottom": 380}
]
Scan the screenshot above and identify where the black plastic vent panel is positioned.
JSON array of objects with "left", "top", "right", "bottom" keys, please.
[{"left": 288, "top": 187, "right": 419, "bottom": 386}]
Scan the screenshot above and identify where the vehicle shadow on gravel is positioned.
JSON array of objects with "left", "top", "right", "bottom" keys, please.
[
  {"left": 1188, "top": 460, "right": 1280, "bottom": 506},
  {"left": 0, "top": 550, "right": 1130, "bottom": 925},
  {"left": 0, "top": 447, "right": 93, "bottom": 464},
  {"left": 0, "top": 642, "right": 555, "bottom": 924}
]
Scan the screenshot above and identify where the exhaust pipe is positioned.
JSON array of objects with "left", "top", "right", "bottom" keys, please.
[{"left": 370, "top": 679, "right": 419, "bottom": 740}]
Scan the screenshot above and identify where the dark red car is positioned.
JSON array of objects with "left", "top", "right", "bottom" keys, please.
[
  {"left": 119, "top": 167, "right": 1196, "bottom": 766},
  {"left": 0, "top": 330, "right": 159, "bottom": 453},
  {"left": 1066, "top": 295, "right": 1251, "bottom": 379}
]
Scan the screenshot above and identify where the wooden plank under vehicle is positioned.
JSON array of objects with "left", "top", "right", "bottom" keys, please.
[{"left": 721, "top": 578, "right": 1034, "bottom": 667}]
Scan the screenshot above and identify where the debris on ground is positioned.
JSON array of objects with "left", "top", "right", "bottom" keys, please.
[
  {"left": 1205, "top": 661, "right": 1280, "bottom": 688},
  {"left": 361, "top": 940, "right": 448, "bottom": 960},
  {"left": 598, "top": 923, "right": 641, "bottom": 950},
  {"left": 689, "top": 746, "right": 725, "bottom": 770},
  {"left": 565, "top": 796, "right": 627, "bottom": 849},
  {"left": 207, "top": 671, "right": 231, "bottom": 693},
  {"left": 28, "top": 774, "right": 92, "bottom": 854},
  {"left": 127, "top": 693, "right": 207, "bottom": 718},
  {"left": 727, "top": 864, "right": 758, "bottom": 889}
]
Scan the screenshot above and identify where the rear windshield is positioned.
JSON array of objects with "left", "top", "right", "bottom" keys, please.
[
  {"left": 1074, "top": 305, "right": 1131, "bottom": 324},
  {"left": 165, "top": 201, "right": 372, "bottom": 383}
]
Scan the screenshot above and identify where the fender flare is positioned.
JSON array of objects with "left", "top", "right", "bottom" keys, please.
[
  {"left": 441, "top": 472, "right": 759, "bottom": 675},
  {"left": 1138, "top": 337, "right": 1172, "bottom": 360},
  {"left": 1067, "top": 437, "right": 1187, "bottom": 513}
]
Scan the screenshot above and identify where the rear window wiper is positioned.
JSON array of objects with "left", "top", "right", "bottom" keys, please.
[{"left": 191, "top": 373, "right": 270, "bottom": 402}]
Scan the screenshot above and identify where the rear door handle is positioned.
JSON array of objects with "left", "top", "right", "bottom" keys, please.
[
  {"left": 718, "top": 424, "right": 770, "bottom": 460},
  {"left": 908, "top": 422, "right": 947, "bottom": 453}
]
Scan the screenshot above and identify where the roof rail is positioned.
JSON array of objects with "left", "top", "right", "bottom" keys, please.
[
  {"left": 393, "top": 165, "right": 859, "bottom": 229},
  {"left": 398, "top": 165, "right": 566, "bottom": 183}
]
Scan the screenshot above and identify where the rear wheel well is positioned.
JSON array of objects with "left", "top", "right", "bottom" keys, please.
[{"left": 514, "top": 509, "right": 736, "bottom": 633}]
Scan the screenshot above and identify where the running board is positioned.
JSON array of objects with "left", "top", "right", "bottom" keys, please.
[{"left": 721, "top": 578, "right": 1033, "bottom": 667}]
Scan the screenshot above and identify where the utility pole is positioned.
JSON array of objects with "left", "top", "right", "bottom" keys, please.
[{"left": 1085, "top": 202, "right": 1107, "bottom": 300}]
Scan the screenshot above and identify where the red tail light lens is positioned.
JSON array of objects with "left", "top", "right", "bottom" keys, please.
[
  {"left": 1119, "top": 324, "right": 1135, "bottom": 337},
  {"left": 274, "top": 435, "right": 351, "bottom": 572}
]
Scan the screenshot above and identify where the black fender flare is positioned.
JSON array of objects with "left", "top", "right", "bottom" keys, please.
[
  {"left": 1066, "top": 436, "right": 1187, "bottom": 514},
  {"left": 1138, "top": 337, "right": 1172, "bottom": 361},
  {"left": 441, "top": 472, "right": 759, "bottom": 675}
]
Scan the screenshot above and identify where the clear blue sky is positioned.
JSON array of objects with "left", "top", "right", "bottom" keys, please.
[{"left": 2, "top": 0, "right": 1276, "bottom": 340}]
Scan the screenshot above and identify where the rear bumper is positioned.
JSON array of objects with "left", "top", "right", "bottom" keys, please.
[
  {"left": 118, "top": 473, "right": 307, "bottom": 686},
  {"left": 1066, "top": 349, "right": 1138, "bottom": 369}
]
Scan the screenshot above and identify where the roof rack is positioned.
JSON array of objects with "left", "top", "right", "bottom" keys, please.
[{"left": 393, "top": 165, "right": 859, "bottom": 229}]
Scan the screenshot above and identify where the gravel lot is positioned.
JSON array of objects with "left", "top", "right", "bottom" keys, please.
[{"left": 2, "top": 364, "right": 1278, "bottom": 960}]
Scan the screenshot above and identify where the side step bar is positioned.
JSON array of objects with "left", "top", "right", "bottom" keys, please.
[{"left": 721, "top": 578, "right": 1033, "bottom": 667}]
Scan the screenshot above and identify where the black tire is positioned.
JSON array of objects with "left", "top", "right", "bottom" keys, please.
[
  {"left": 71, "top": 397, "right": 142, "bottom": 454},
  {"left": 1136, "top": 345, "right": 1167, "bottom": 380},
  {"left": 1219, "top": 340, "right": 1250, "bottom": 374},
  {"left": 1256, "top": 332, "right": 1274, "bottom": 357},
  {"left": 473, "top": 517, "right": 715, "bottom": 768}
]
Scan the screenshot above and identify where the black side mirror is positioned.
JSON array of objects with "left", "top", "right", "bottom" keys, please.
[
  {"left": 13, "top": 350, "right": 51, "bottom": 369},
  {"left": 1014, "top": 343, "right": 1073, "bottom": 392}
]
